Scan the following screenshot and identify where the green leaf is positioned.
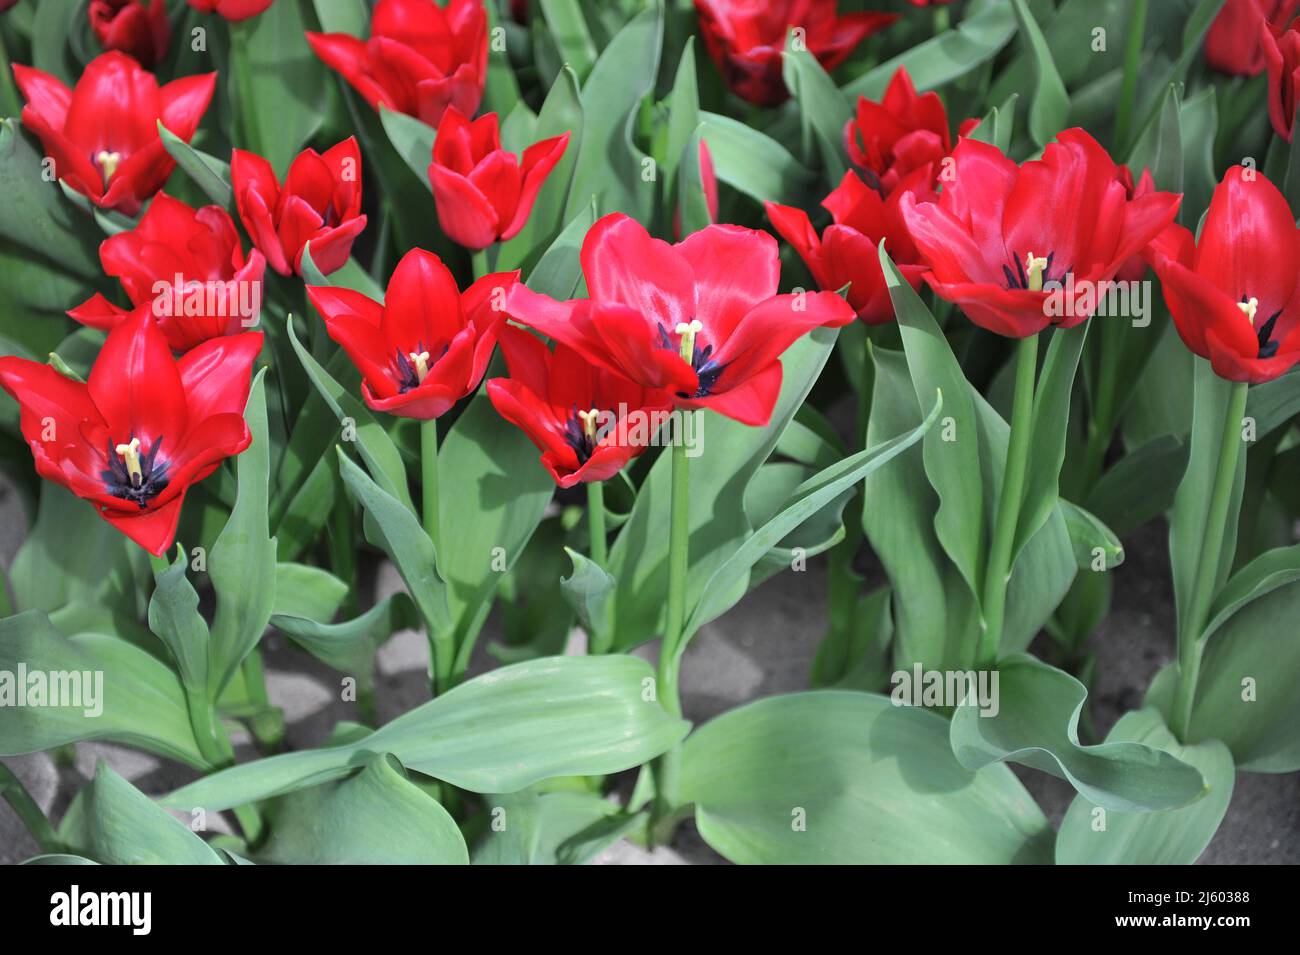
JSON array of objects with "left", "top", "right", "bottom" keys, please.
[
  {"left": 1245, "top": 368, "right": 1300, "bottom": 441},
  {"left": 1083, "top": 432, "right": 1187, "bottom": 537},
  {"left": 288, "top": 317, "right": 413, "bottom": 510},
  {"left": 259, "top": 754, "right": 468, "bottom": 864},
  {"left": 336, "top": 449, "right": 450, "bottom": 638},
  {"left": 680, "top": 691, "right": 1052, "bottom": 864},
  {"left": 147, "top": 546, "right": 210, "bottom": 694},
  {"left": 273, "top": 592, "right": 417, "bottom": 689},
  {"left": 163, "top": 655, "right": 690, "bottom": 808},
  {"left": 207, "top": 368, "right": 277, "bottom": 696},
  {"left": 1126, "top": 83, "right": 1183, "bottom": 194},
  {"left": 1203, "top": 543, "right": 1300, "bottom": 642},
  {"left": 63, "top": 764, "right": 223, "bottom": 865},
  {"left": 560, "top": 546, "right": 614, "bottom": 646},
  {"left": 473, "top": 789, "right": 638, "bottom": 865},
  {"left": 683, "top": 388, "right": 943, "bottom": 640},
  {"left": 157, "top": 121, "right": 232, "bottom": 207},
  {"left": 781, "top": 36, "right": 851, "bottom": 182},
  {"left": 810, "top": 585, "right": 893, "bottom": 690},
  {"left": 271, "top": 562, "right": 349, "bottom": 621},
  {"left": 1058, "top": 499, "right": 1124, "bottom": 571},
  {"left": 967, "top": 93, "right": 1019, "bottom": 152},
  {"left": 527, "top": 195, "right": 598, "bottom": 298},
  {"left": 1008, "top": 0, "right": 1070, "bottom": 148},
  {"left": 0, "top": 611, "right": 206, "bottom": 767},
  {"left": 311, "top": 0, "right": 368, "bottom": 37},
  {"left": 1055, "top": 709, "right": 1232, "bottom": 864},
  {"left": 378, "top": 107, "right": 436, "bottom": 190},
  {"left": 540, "top": 0, "right": 597, "bottom": 81},
  {"left": 949, "top": 654, "right": 1206, "bottom": 811},
  {"left": 698, "top": 111, "right": 815, "bottom": 206}
]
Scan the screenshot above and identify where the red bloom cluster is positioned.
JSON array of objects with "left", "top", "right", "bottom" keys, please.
[
  {"left": 13, "top": 52, "right": 215, "bottom": 215},
  {"left": 307, "top": 0, "right": 487, "bottom": 128},
  {"left": 693, "top": 0, "right": 897, "bottom": 106}
]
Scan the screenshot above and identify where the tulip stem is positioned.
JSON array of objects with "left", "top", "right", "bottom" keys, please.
[
  {"left": 1172, "top": 380, "right": 1248, "bottom": 743},
  {"left": 978, "top": 334, "right": 1039, "bottom": 669},
  {"left": 587, "top": 479, "right": 607, "bottom": 568},
  {"left": 0, "top": 762, "right": 62, "bottom": 855},
  {"left": 420, "top": 417, "right": 452, "bottom": 695},
  {"left": 471, "top": 248, "right": 490, "bottom": 280},
  {"left": 649, "top": 421, "right": 692, "bottom": 843}
]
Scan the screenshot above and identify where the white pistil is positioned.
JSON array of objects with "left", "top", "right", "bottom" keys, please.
[
  {"left": 409, "top": 350, "right": 431, "bottom": 383},
  {"left": 1024, "top": 252, "right": 1049, "bottom": 293},
  {"left": 577, "top": 408, "right": 601, "bottom": 440},
  {"left": 114, "top": 437, "right": 143, "bottom": 487},
  {"left": 676, "top": 319, "right": 703, "bottom": 362},
  {"left": 95, "top": 150, "right": 121, "bottom": 184},
  {"left": 1238, "top": 297, "right": 1259, "bottom": 326}
]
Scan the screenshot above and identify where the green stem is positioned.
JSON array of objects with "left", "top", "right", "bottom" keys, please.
[
  {"left": 649, "top": 423, "right": 692, "bottom": 841},
  {"left": 420, "top": 417, "right": 452, "bottom": 695},
  {"left": 587, "top": 480, "right": 607, "bottom": 568},
  {"left": 1079, "top": 322, "right": 1121, "bottom": 492},
  {"left": 1114, "top": 0, "right": 1148, "bottom": 156},
  {"left": 240, "top": 650, "right": 283, "bottom": 752},
  {"left": 470, "top": 247, "right": 490, "bottom": 280},
  {"left": 0, "top": 763, "right": 62, "bottom": 855},
  {"left": 978, "top": 335, "right": 1039, "bottom": 668},
  {"left": 0, "top": 25, "right": 20, "bottom": 120},
  {"left": 1172, "top": 380, "right": 1248, "bottom": 742}
]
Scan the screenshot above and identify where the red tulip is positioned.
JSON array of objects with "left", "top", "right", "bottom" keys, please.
[
  {"left": 68, "top": 194, "right": 266, "bottom": 352},
  {"left": 306, "top": 248, "right": 518, "bottom": 420},
  {"left": 898, "top": 128, "right": 1181, "bottom": 338},
  {"left": 1206, "top": 0, "right": 1300, "bottom": 75},
  {"left": 231, "top": 138, "right": 367, "bottom": 277},
  {"left": 766, "top": 167, "right": 929, "bottom": 325},
  {"left": 1148, "top": 168, "right": 1300, "bottom": 383},
  {"left": 693, "top": 0, "right": 897, "bottom": 106},
  {"left": 427, "top": 107, "right": 570, "bottom": 251},
  {"left": 845, "top": 66, "right": 977, "bottom": 197},
  {"left": 12, "top": 52, "right": 215, "bottom": 216},
  {"left": 89, "top": 0, "right": 171, "bottom": 69},
  {"left": 505, "top": 213, "right": 855, "bottom": 427},
  {"left": 487, "top": 328, "right": 675, "bottom": 487},
  {"left": 186, "top": 0, "right": 274, "bottom": 20},
  {"left": 0, "top": 1, "right": 18, "bottom": 11},
  {"left": 1115, "top": 166, "right": 1156, "bottom": 283},
  {"left": 306, "top": 0, "right": 487, "bottom": 128},
  {"left": 0, "top": 309, "right": 262, "bottom": 555},
  {"left": 1263, "top": 17, "right": 1300, "bottom": 141}
]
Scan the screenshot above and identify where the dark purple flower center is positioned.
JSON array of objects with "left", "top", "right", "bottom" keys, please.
[
  {"left": 102, "top": 436, "right": 169, "bottom": 509},
  {"left": 658, "top": 322, "right": 724, "bottom": 398}
]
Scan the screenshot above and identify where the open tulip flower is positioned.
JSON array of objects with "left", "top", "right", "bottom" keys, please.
[
  {"left": 693, "top": 0, "right": 897, "bottom": 106},
  {"left": 12, "top": 51, "right": 215, "bottom": 215},
  {"left": 506, "top": 213, "right": 855, "bottom": 427},
  {"left": 766, "top": 166, "right": 930, "bottom": 324},
  {"left": 231, "top": 137, "right": 367, "bottom": 277},
  {"left": 487, "top": 328, "right": 675, "bottom": 487},
  {"left": 1149, "top": 167, "right": 1300, "bottom": 383},
  {"left": 306, "top": 0, "right": 487, "bottom": 128},
  {"left": 898, "top": 128, "right": 1182, "bottom": 337},
  {"left": 1263, "top": 16, "right": 1300, "bottom": 142},
  {"left": 185, "top": 0, "right": 273, "bottom": 19},
  {"left": 0, "top": 309, "right": 261, "bottom": 555},
  {"left": 88, "top": 0, "right": 171, "bottom": 69},
  {"left": 844, "top": 66, "right": 977, "bottom": 197},
  {"left": 427, "top": 107, "right": 571, "bottom": 251},
  {"left": 307, "top": 248, "right": 518, "bottom": 420},
  {"left": 68, "top": 193, "right": 266, "bottom": 352}
]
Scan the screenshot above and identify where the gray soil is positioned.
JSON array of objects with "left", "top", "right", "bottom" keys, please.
[{"left": 1, "top": 470, "right": 1296, "bottom": 865}]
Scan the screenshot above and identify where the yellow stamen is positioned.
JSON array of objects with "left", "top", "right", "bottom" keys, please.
[
  {"left": 114, "top": 437, "right": 143, "bottom": 487},
  {"left": 577, "top": 408, "right": 601, "bottom": 440},
  {"left": 1238, "top": 297, "right": 1259, "bottom": 326},
  {"left": 95, "top": 150, "right": 121, "bottom": 184},
  {"left": 408, "top": 350, "right": 431, "bottom": 383},
  {"left": 1024, "top": 252, "right": 1049, "bottom": 293},
  {"left": 675, "top": 319, "right": 703, "bottom": 362}
]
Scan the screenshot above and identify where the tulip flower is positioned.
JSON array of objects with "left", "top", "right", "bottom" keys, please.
[
  {"left": 506, "top": 213, "right": 854, "bottom": 427},
  {"left": 766, "top": 167, "right": 930, "bottom": 325},
  {"left": 186, "top": 0, "right": 274, "bottom": 19},
  {"left": 898, "top": 128, "right": 1181, "bottom": 338},
  {"left": 487, "top": 328, "right": 675, "bottom": 487},
  {"left": 231, "top": 138, "right": 367, "bottom": 277},
  {"left": 1148, "top": 167, "right": 1300, "bottom": 384},
  {"left": 306, "top": 248, "right": 518, "bottom": 420},
  {"left": 68, "top": 193, "right": 266, "bottom": 352},
  {"left": 1263, "top": 17, "right": 1300, "bottom": 141},
  {"left": 427, "top": 107, "right": 570, "bottom": 252},
  {"left": 1206, "top": 0, "right": 1299, "bottom": 75},
  {"left": 89, "top": 0, "right": 171, "bottom": 69},
  {"left": 306, "top": 0, "right": 487, "bottom": 128},
  {"left": 693, "top": 0, "right": 897, "bottom": 106},
  {"left": 844, "top": 66, "right": 977, "bottom": 197},
  {"left": 12, "top": 52, "right": 215, "bottom": 216},
  {"left": 1115, "top": 166, "right": 1157, "bottom": 283},
  {"left": 0, "top": 309, "right": 262, "bottom": 555}
]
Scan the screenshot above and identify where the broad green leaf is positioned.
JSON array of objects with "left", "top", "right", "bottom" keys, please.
[
  {"left": 540, "top": 0, "right": 597, "bottom": 81},
  {"left": 271, "top": 562, "right": 349, "bottom": 621},
  {"left": 1203, "top": 543, "right": 1300, "bottom": 642},
  {"left": 208, "top": 369, "right": 277, "bottom": 697},
  {"left": 950, "top": 654, "right": 1206, "bottom": 811},
  {"left": 782, "top": 37, "right": 851, "bottom": 182},
  {"left": 273, "top": 592, "right": 417, "bottom": 689},
  {"left": 378, "top": 107, "right": 436, "bottom": 189},
  {"left": 473, "top": 788, "right": 638, "bottom": 865},
  {"left": 311, "top": 0, "right": 368, "bottom": 35},
  {"left": 0, "top": 611, "right": 206, "bottom": 767},
  {"left": 1056, "top": 709, "right": 1232, "bottom": 864},
  {"left": 163, "top": 655, "right": 690, "bottom": 809},
  {"left": 967, "top": 93, "right": 1019, "bottom": 152},
  {"left": 1008, "top": 0, "right": 1070, "bottom": 148},
  {"left": 1059, "top": 499, "right": 1124, "bottom": 571},
  {"left": 681, "top": 691, "right": 1052, "bottom": 864},
  {"left": 560, "top": 547, "right": 614, "bottom": 647},
  {"left": 259, "top": 754, "right": 468, "bottom": 864},
  {"left": 147, "top": 547, "right": 210, "bottom": 694},
  {"left": 662, "top": 38, "right": 701, "bottom": 223},
  {"left": 810, "top": 585, "right": 893, "bottom": 691},
  {"left": 698, "top": 111, "right": 815, "bottom": 206},
  {"left": 1083, "top": 432, "right": 1187, "bottom": 537},
  {"left": 526, "top": 196, "right": 597, "bottom": 298},
  {"left": 158, "top": 121, "right": 232, "bottom": 207}
]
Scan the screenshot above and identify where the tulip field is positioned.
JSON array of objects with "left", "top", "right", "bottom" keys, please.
[{"left": 0, "top": 0, "right": 1298, "bottom": 877}]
